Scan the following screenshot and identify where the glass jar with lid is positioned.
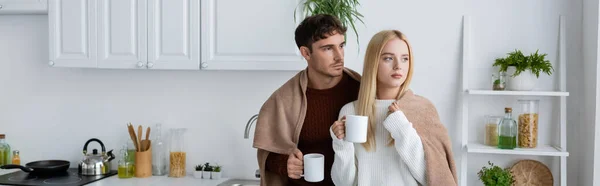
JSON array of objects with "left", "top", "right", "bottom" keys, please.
[
  {"left": 484, "top": 115, "right": 502, "bottom": 146},
  {"left": 517, "top": 99, "right": 540, "bottom": 148}
]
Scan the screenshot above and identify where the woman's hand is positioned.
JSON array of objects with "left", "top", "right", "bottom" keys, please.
[
  {"left": 388, "top": 101, "right": 401, "bottom": 113},
  {"left": 332, "top": 116, "right": 346, "bottom": 139}
]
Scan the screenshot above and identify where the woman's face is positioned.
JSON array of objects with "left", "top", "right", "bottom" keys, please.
[{"left": 377, "top": 38, "right": 410, "bottom": 89}]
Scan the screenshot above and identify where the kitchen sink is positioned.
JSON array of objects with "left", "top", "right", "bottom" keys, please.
[{"left": 218, "top": 179, "right": 260, "bottom": 186}]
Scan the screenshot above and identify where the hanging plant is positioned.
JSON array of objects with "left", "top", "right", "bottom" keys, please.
[{"left": 294, "top": 0, "right": 365, "bottom": 49}]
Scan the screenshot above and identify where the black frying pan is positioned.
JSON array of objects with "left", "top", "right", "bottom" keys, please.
[{"left": 0, "top": 160, "right": 70, "bottom": 174}]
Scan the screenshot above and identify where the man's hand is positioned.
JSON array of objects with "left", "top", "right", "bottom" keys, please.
[{"left": 287, "top": 148, "right": 303, "bottom": 179}]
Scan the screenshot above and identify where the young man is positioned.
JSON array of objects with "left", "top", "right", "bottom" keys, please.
[{"left": 253, "top": 14, "right": 361, "bottom": 186}]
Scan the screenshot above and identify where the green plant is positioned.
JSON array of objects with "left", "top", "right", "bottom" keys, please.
[
  {"left": 294, "top": 0, "right": 364, "bottom": 47},
  {"left": 213, "top": 164, "right": 221, "bottom": 172},
  {"left": 195, "top": 164, "right": 204, "bottom": 171},
  {"left": 203, "top": 162, "right": 213, "bottom": 172},
  {"left": 477, "top": 161, "right": 515, "bottom": 186},
  {"left": 492, "top": 49, "right": 554, "bottom": 78}
]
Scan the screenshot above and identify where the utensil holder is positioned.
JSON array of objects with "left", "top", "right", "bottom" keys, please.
[{"left": 134, "top": 146, "right": 152, "bottom": 178}]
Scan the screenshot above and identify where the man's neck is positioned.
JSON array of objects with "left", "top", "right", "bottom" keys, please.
[
  {"left": 377, "top": 86, "right": 401, "bottom": 100},
  {"left": 307, "top": 68, "right": 343, "bottom": 90}
]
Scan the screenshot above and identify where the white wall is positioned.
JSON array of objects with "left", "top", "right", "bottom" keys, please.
[
  {"left": 583, "top": 0, "right": 600, "bottom": 185},
  {"left": 0, "top": 0, "right": 588, "bottom": 184}
]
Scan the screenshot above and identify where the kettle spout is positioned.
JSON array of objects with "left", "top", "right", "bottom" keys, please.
[{"left": 107, "top": 150, "right": 115, "bottom": 162}]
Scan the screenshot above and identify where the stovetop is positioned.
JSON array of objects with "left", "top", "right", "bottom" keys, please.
[{"left": 0, "top": 168, "right": 117, "bottom": 186}]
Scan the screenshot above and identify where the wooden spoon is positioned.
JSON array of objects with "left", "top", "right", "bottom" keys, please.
[
  {"left": 127, "top": 123, "right": 139, "bottom": 152},
  {"left": 145, "top": 127, "right": 151, "bottom": 150},
  {"left": 137, "top": 125, "right": 142, "bottom": 152}
]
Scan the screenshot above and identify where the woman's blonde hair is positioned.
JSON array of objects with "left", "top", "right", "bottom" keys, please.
[{"left": 355, "top": 30, "right": 414, "bottom": 151}]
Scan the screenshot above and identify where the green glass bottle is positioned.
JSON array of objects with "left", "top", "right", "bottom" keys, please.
[
  {"left": 0, "top": 134, "right": 11, "bottom": 165},
  {"left": 498, "top": 108, "right": 517, "bottom": 149}
]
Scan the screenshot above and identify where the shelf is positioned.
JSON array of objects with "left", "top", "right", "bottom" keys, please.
[
  {"left": 467, "top": 143, "right": 569, "bottom": 157},
  {"left": 466, "top": 89, "right": 569, "bottom": 96}
]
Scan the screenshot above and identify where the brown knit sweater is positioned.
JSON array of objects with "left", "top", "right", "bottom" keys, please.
[{"left": 265, "top": 73, "right": 360, "bottom": 186}]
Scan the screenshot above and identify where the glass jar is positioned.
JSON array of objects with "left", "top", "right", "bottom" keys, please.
[
  {"left": 484, "top": 115, "right": 502, "bottom": 146},
  {"left": 126, "top": 140, "right": 136, "bottom": 167},
  {"left": 169, "top": 128, "right": 187, "bottom": 178},
  {"left": 498, "top": 107, "right": 517, "bottom": 149},
  {"left": 118, "top": 146, "right": 134, "bottom": 178},
  {"left": 152, "top": 123, "right": 167, "bottom": 176},
  {"left": 518, "top": 99, "right": 540, "bottom": 148},
  {"left": 0, "top": 134, "right": 11, "bottom": 166},
  {"left": 11, "top": 150, "right": 20, "bottom": 165},
  {"left": 492, "top": 72, "right": 506, "bottom": 90}
]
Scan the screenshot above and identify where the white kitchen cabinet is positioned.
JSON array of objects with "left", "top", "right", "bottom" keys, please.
[
  {"left": 48, "top": 0, "right": 97, "bottom": 68},
  {"left": 49, "top": 0, "right": 199, "bottom": 70},
  {"left": 0, "top": 0, "right": 47, "bottom": 14},
  {"left": 97, "top": 0, "right": 147, "bottom": 69},
  {"left": 201, "top": 0, "right": 305, "bottom": 71},
  {"left": 148, "top": 0, "right": 199, "bottom": 70}
]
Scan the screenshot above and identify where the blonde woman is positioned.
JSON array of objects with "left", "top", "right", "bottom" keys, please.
[{"left": 330, "top": 30, "right": 457, "bottom": 186}]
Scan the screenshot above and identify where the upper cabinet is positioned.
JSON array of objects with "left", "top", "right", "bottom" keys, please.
[
  {"left": 48, "top": 0, "right": 96, "bottom": 68},
  {"left": 0, "top": 0, "right": 47, "bottom": 14},
  {"left": 48, "top": 0, "right": 304, "bottom": 71},
  {"left": 148, "top": 0, "right": 200, "bottom": 70},
  {"left": 97, "top": 0, "right": 147, "bottom": 69},
  {"left": 48, "top": 0, "right": 200, "bottom": 70},
  {"left": 200, "top": 0, "right": 305, "bottom": 71}
]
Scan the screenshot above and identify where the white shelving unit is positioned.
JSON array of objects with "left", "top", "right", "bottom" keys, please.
[{"left": 459, "top": 15, "right": 569, "bottom": 186}]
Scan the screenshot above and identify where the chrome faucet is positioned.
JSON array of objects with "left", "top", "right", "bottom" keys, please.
[{"left": 244, "top": 114, "right": 259, "bottom": 139}]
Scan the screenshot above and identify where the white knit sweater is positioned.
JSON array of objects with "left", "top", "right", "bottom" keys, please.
[{"left": 330, "top": 100, "right": 427, "bottom": 186}]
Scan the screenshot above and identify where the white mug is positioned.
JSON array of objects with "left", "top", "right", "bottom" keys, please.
[
  {"left": 345, "top": 115, "right": 369, "bottom": 143},
  {"left": 302, "top": 153, "right": 324, "bottom": 182}
]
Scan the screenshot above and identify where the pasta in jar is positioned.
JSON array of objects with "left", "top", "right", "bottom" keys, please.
[{"left": 169, "top": 152, "right": 186, "bottom": 177}]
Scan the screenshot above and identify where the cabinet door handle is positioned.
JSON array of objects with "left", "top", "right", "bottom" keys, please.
[
  {"left": 48, "top": 61, "right": 55, "bottom": 66},
  {"left": 201, "top": 62, "right": 208, "bottom": 69},
  {"left": 137, "top": 61, "right": 145, "bottom": 68},
  {"left": 0, "top": 5, "right": 4, "bottom": 10},
  {"left": 147, "top": 62, "right": 154, "bottom": 68}
]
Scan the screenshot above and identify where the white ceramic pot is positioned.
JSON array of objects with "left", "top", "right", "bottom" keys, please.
[
  {"left": 211, "top": 172, "right": 221, "bottom": 179},
  {"left": 193, "top": 171, "right": 203, "bottom": 179},
  {"left": 507, "top": 66, "right": 537, "bottom": 91},
  {"left": 202, "top": 171, "right": 211, "bottom": 179}
]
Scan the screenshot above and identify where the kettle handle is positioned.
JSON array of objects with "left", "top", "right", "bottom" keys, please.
[{"left": 83, "top": 138, "right": 106, "bottom": 155}]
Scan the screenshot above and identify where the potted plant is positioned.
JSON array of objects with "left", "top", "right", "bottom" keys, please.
[
  {"left": 477, "top": 161, "right": 515, "bottom": 186},
  {"left": 294, "top": 0, "right": 364, "bottom": 49},
  {"left": 493, "top": 49, "right": 554, "bottom": 91},
  {"left": 202, "top": 162, "right": 213, "bottom": 179},
  {"left": 211, "top": 164, "right": 222, "bottom": 180},
  {"left": 193, "top": 164, "right": 204, "bottom": 179}
]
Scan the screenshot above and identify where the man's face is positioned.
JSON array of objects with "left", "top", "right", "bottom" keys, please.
[{"left": 300, "top": 33, "right": 346, "bottom": 78}]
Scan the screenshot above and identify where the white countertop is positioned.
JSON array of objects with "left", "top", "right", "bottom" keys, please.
[
  {"left": 85, "top": 174, "right": 230, "bottom": 186},
  {"left": 0, "top": 170, "right": 233, "bottom": 186}
]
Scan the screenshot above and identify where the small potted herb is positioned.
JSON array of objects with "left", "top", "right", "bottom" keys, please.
[
  {"left": 477, "top": 161, "right": 515, "bottom": 186},
  {"left": 202, "top": 162, "right": 213, "bottom": 179},
  {"left": 212, "top": 164, "right": 222, "bottom": 179},
  {"left": 492, "top": 72, "right": 506, "bottom": 90},
  {"left": 193, "top": 164, "right": 204, "bottom": 179}
]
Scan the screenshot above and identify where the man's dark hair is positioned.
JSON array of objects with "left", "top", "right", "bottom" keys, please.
[{"left": 294, "top": 14, "right": 347, "bottom": 52}]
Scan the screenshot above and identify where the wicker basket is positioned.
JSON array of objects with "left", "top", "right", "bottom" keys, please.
[{"left": 510, "top": 159, "right": 553, "bottom": 186}]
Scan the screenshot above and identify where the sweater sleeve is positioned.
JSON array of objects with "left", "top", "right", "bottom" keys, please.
[
  {"left": 330, "top": 103, "right": 358, "bottom": 186},
  {"left": 265, "top": 152, "right": 288, "bottom": 176},
  {"left": 383, "top": 110, "right": 427, "bottom": 185}
]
